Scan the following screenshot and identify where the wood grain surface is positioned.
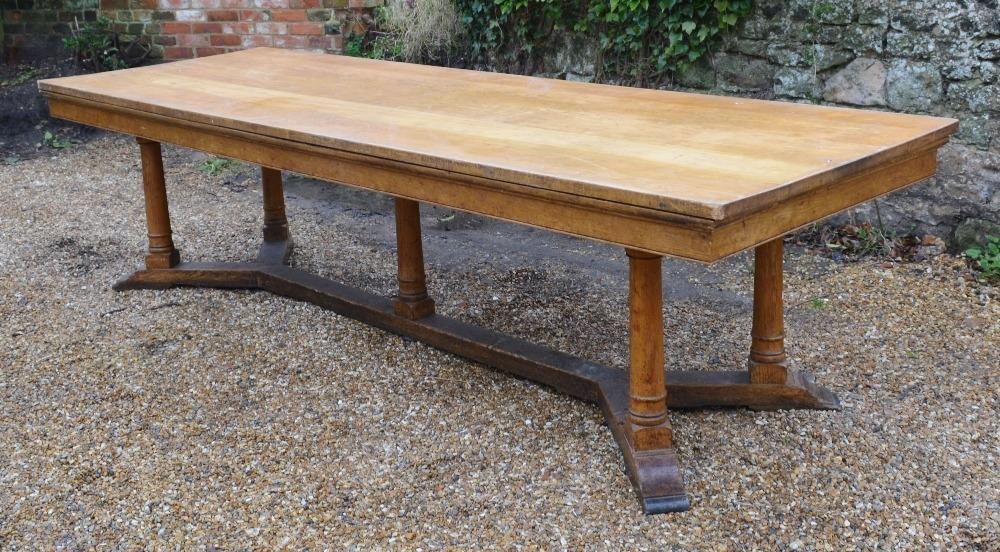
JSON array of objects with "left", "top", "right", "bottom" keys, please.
[{"left": 38, "top": 47, "right": 957, "bottom": 223}]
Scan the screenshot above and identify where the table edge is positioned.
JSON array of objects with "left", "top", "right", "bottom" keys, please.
[{"left": 37, "top": 76, "right": 958, "bottom": 224}]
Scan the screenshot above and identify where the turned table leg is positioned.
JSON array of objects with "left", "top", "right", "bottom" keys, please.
[
  {"left": 392, "top": 198, "right": 435, "bottom": 320},
  {"left": 257, "top": 167, "right": 293, "bottom": 265},
  {"left": 261, "top": 167, "right": 289, "bottom": 242},
  {"left": 749, "top": 238, "right": 788, "bottom": 384},
  {"left": 626, "top": 249, "right": 673, "bottom": 450},
  {"left": 137, "top": 138, "right": 180, "bottom": 269},
  {"left": 602, "top": 249, "right": 687, "bottom": 513}
]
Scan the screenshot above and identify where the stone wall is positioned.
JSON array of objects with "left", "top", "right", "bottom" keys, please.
[{"left": 542, "top": 1, "right": 999, "bottom": 246}]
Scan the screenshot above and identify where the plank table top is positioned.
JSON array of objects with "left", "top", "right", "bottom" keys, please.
[{"left": 39, "top": 48, "right": 958, "bottom": 261}]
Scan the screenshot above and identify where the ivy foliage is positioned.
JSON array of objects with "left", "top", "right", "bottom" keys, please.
[{"left": 453, "top": 0, "right": 751, "bottom": 82}]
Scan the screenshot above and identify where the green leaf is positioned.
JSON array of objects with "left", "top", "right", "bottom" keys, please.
[{"left": 454, "top": 0, "right": 751, "bottom": 79}]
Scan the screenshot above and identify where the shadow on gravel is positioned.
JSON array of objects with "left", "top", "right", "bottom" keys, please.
[{"left": 281, "top": 172, "right": 753, "bottom": 310}]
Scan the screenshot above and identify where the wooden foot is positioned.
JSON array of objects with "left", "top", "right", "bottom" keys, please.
[
  {"left": 603, "top": 377, "right": 690, "bottom": 514},
  {"left": 392, "top": 198, "right": 435, "bottom": 320},
  {"left": 749, "top": 238, "right": 788, "bottom": 384},
  {"left": 113, "top": 262, "right": 259, "bottom": 291},
  {"left": 136, "top": 138, "right": 180, "bottom": 270}
]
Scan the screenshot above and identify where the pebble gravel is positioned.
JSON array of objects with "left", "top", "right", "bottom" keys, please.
[{"left": 0, "top": 136, "right": 997, "bottom": 549}]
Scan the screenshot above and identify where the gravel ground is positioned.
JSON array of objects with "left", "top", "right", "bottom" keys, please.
[{"left": 0, "top": 135, "right": 997, "bottom": 550}]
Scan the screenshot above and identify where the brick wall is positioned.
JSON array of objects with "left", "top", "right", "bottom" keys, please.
[
  {"left": 2, "top": 0, "right": 99, "bottom": 61},
  {"left": 2, "top": 0, "right": 376, "bottom": 62},
  {"left": 100, "top": 0, "right": 365, "bottom": 60}
]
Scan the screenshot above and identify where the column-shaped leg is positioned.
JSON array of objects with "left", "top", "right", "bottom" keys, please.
[
  {"left": 261, "top": 167, "right": 289, "bottom": 242},
  {"left": 137, "top": 138, "right": 180, "bottom": 269},
  {"left": 749, "top": 238, "right": 788, "bottom": 384},
  {"left": 626, "top": 249, "right": 672, "bottom": 450},
  {"left": 392, "top": 198, "right": 435, "bottom": 320},
  {"left": 257, "top": 167, "right": 294, "bottom": 265}
]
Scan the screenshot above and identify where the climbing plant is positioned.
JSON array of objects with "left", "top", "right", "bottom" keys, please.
[
  {"left": 454, "top": 0, "right": 570, "bottom": 70},
  {"left": 453, "top": 0, "right": 752, "bottom": 82}
]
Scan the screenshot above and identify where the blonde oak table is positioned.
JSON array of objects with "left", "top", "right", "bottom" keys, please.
[{"left": 39, "top": 48, "right": 957, "bottom": 514}]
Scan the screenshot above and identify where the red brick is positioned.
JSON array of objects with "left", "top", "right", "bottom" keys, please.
[
  {"left": 210, "top": 33, "right": 241, "bottom": 46},
  {"left": 254, "top": 22, "right": 287, "bottom": 34},
  {"left": 176, "top": 33, "right": 210, "bottom": 47},
  {"left": 5, "top": 11, "right": 22, "bottom": 23},
  {"left": 273, "top": 35, "right": 308, "bottom": 48},
  {"left": 240, "top": 10, "right": 268, "bottom": 21},
  {"left": 241, "top": 34, "right": 274, "bottom": 47},
  {"left": 195, "top": 46, "right": 226, "bottom": 56},
  {"left": 255, "top": 0, "right": 289, "bottom": 7},
  {"left": 307, "top": 35, "right": 332, "bottom": 49},
  {"left": 288, "top": 22, "right": 322, "bottom": 35},
  {"left": 291, "top": 0, "right": 322, "bottom": 7},
  {"left": 164, "top": 46, "right": 194, "bottom": 59},
  {"left": 190, "top": 22, "right": 223, "bottom": 33},
  {"left": 161, "top": 22, "right": 191, "bottom": 33},
  {"left": 220, "top": 22, "right": 253, "bottom": 34},
  {"left": 207, "top": 9, "right": 237, "bottom": 20},
  {"left": 270, "top": 9, "right": 306, "bottom": 21},
  {"left": 220, "top": 0, "right": 246, "bottom": 7}
]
